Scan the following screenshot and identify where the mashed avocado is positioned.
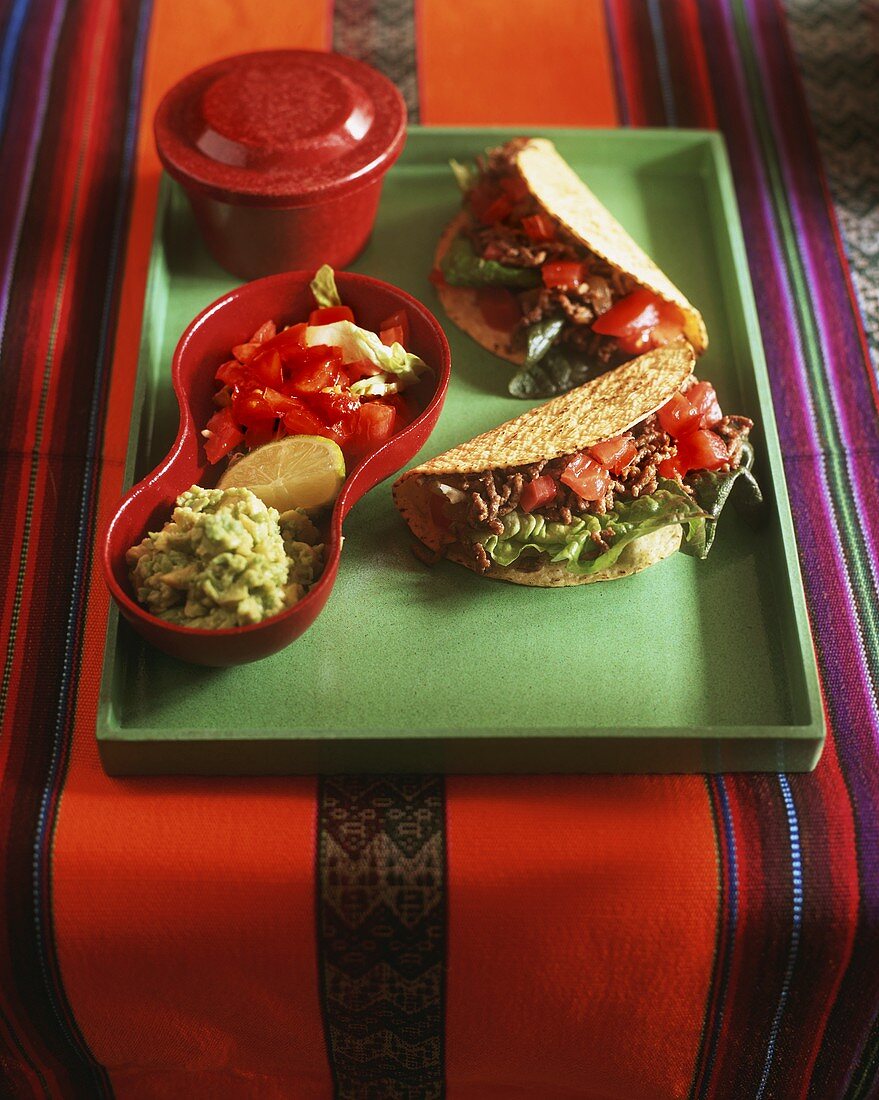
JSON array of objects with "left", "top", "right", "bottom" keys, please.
[{"left": 126, "top": 486, "right": 325, "bottom": 630}]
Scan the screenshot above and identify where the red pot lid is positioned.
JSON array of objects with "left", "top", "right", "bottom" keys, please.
[{"left": 154, "top": 50, "right": 407, "bottom": 208}]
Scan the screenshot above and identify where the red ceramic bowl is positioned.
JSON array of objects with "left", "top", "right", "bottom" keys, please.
[
  {"left": 102, "top": 272, "right": 450, "bottom": 666},
  {"left": 154, "top": 51, "right": 407, "bottom": 280}
]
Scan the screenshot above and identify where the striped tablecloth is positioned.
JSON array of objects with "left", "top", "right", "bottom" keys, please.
[{"left": 2, "top": 2, "right": 878, "bottom": 1097}]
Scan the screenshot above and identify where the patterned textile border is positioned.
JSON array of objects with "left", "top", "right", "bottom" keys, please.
[
  {"left": 333, "top": 0, "right": 420, "bottom": 121},
  {"left": 785, "top": 0, "right": 879, "bottom": 372},
  {"left": 0, "top": 1, "right": 875, "bottom": 1098},
  {"left": 316, "top": 777, "right": 445, "bottom": 1100},
  {"left": 323, "top": 16, "right": 438, "bottom": 1097}
]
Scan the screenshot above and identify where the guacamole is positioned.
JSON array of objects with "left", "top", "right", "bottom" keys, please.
[{"left": 126, "top": 486, "right": 324, "bottom": 630}]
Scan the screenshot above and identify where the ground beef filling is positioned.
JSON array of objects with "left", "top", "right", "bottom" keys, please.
[
  {"left": 430, "top": 409, "right": 753, "bottom": 574},
  {"left": 464, "top": 156, "right": 635, "bottom": 361}
]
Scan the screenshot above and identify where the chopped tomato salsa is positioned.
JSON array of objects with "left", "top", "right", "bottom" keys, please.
[{"left": 201, "top": 285, "right": 420, "bottom": 467}]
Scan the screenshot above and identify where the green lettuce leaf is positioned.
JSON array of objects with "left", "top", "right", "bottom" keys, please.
[
  {"left": 440, "top": 235, "right": 541, "bottom": 289},
  {"left": 305, "top": 321, "right": 429, "bottom": 395},
  {"left": 449, "top": 158, "right": 477, "bottom": 193},
  {"left": 680, "top": 441, "right": 765, "bottom": 559},
  {"left": 509, "top": 320, "right": 602, "bottom": 398},
  {"left": 309, "top": 264, "right": 342, "bottom": 308},
  {"left": 478, "top": 483, "right": 707, "bottom": 576}
]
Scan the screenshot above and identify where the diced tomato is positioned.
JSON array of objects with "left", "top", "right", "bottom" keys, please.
[
  {"left": 686, "top": 381, "right": 723, "bottom": 429},
  {"left": 304, "top": 391, "right": 361, "bottom": 421},
  {"left": 468, "top": 180, "right": 500, "bottom": 221},
  {"left": 249, "top": 349, "right": 284, "bottom": 389},
  {"left": 212, "top": 385, "right": 232, "bottom": 409},
  {"left": 384, "top": 392, "right": 413, "bottom": 427},
  {"left": 215, "top": 358, "right": 250, "bottom": 387},
  {"left": 231, "top": 388, "right": 275, "bottom": 429},
  {"left": 592, "top": 288, "right": 685, "bottom": 356},
  {"left": 250, "top": 320, "right": 276, "bottom": 344},
  {"left": 477, "top": 287, "right": 522, "bottom": 331},
  {"left": 261, "top": 387, "right": 301, "bottom": 417},
  {"left": 380, "top": 311, "right": 410, "bottom": 346},
  {"left": 281, "top": 402, "right": 327, "bottom": 437},
  {"left": 499, "top": 173, "right": 530, "bottom": 201},
  {"left": 308, "top": 305, "right": 354, "bottom": 326},
  {"left": 559, "top": 453, "right": 611, "bottom": 501},
  {"left": 542, "top": 261, "right": 584, "bottom": 289},
  {"left": 658, "top": 457, "right": 683, "bottom": 480},
  {"left": 380, "top": 325, "right": 405, "bottom": 347},
  {"left": 282, "top": 343, "right": 343, "bottom": 370},
  {"left": 520, "top": 475, "right": 557, "bottom": 513},
  {"left": 346, "top": 358, "right": 383, "bottom": 381},
  {"left": 286, "top": 357, "right": 344, "bottom": 394},
  {"left": 232, "top": 341, "right": 260, "bottom": 363},
  {"left": 675, "top": 429, "right": 729, "bottom": 474},
  {"left": 260, "top": 323, "right": 308, "bottom": 362},
  {"left": 244, "top": 422, "right": 277, "bottom": 448},
  {"left": 479, "top": 193, "right": 514, "bottom": 224},
  {"left": 651, "top": 319, "right": 686, "bottom": 347},
  {"left": 349, "top": 401, "right": 397, "bottom": 455},
  {"left": 589, "top": 434, "right": 637, "bottom": 474},
  {"left": 521, "top": 214, "right": 555, "bottom": 242},
  {"left": 202, "top": 407, "right": 245, "bottom": 464},
  {"left": 326, "top": 418, "right": 355, "bottom": 448},
  {"left": 657, "top": 392, "right": 701, "bottom": 438}
]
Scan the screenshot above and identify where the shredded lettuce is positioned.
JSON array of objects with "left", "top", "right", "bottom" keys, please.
[
  {"left": 449, "top": 158, "right": 477, "bottom": 193},
  {"left": 477, "top": 483, "right": 707, "bottom": 576},
  {"left": 310, "top": 264, "right": 342, "bottom": 308},
  {"left": 440, "top": 235, "right": 541, "bottom": 289},
  {"left": 305, "top": 320, "right": 429, "bottom": 395}
]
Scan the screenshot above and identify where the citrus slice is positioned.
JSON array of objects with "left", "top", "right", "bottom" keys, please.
[{"left": 217, "top": 436, "right": 346, "bottom": 513}]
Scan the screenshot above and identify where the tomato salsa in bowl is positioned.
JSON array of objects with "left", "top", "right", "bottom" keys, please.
[{"left": 102, "top": 270, "right": 451, "bottom": 666}]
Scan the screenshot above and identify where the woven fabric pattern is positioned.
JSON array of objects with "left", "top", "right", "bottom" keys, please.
[{"left": 0, "top": 2, "right": 877, "bottom": 1098}]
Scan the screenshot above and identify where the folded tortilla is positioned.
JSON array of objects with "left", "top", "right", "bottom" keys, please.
[
  {"left": 435, "top": 137, "right": 708, "bottom": 366},
  {"left": 393, "top": 342, "right": 696, "bottom": 586}
]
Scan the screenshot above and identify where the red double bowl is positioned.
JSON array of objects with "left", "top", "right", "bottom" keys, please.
[{"left": 102, "top": 271, "right": 451, "bottom": 666}]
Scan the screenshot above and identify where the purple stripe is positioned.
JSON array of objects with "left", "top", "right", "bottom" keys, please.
[
  {"left": 744, "top": 0, "right": 879, "bottom": 617},
  {"left": 700, "top": 0, "right": 879, "bottom": 1082},
  {"left": 702, "top": 0, "right": 879, "bottom": 710},
  {"left": 785, "top": 457, "right": 879, "bottom": 885},
  {"left": 603, "top": 0, "right": 630, "bottom": 125},
  {"left": 0, "top": 0, "right": 66, "bottom": 351}
]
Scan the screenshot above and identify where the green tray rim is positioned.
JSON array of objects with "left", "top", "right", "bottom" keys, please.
[{"left": 96, "top": 125, "right": 826, "bottom": 773}]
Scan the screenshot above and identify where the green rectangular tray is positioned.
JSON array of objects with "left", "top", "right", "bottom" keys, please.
[{"left": 97, "top": 127, "right": 825, "bottom": 775}]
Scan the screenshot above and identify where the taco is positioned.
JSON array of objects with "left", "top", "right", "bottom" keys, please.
[
  {"left": 434, "top": 137, "right": 708, "bottom": 398},
  {"left": 393, "top": 343, "right": 761, "bottom": 587}
]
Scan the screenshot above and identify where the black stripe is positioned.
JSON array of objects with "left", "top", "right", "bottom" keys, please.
[
  {"left": 316, "top": 775, "right": 446, "bottom": 1099},
  {"left": 332, "top": 0, "right": 420, "bottom": 122}
]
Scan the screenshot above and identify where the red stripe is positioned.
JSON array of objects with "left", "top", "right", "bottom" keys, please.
[
  {"left": 605, "top": 0, "right": 665, "bottom": 126},
  {"left": 789, "top": 725, "right": 859, "bottom": 1100},
  {"left": 662, "top": 0, "right": 718, "bottom": 128},
  {"left": 702, "top": 780, "right": 792, "bottom": 1097},
  {"left": 0, "top": 1, "right": 131, "bottom": 1092}
]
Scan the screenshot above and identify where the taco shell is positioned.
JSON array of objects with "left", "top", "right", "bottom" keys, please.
[
  {"left": 393, "top": 343, "right": 695, "bottom": 586},
  {"left": 436, "top": 137, "right": 708, "bottom": 363}
]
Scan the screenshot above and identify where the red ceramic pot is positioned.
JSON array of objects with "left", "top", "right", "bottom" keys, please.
[
  {"left": 154, "top": 51, "right": 407, "bottom": 280},
  {"left": 102, "top": 272, "right": 451, "bottom": 666}
]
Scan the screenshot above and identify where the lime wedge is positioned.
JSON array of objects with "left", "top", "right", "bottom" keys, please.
[{"left": 217, "top": 436, "right": 346, "bottom": 513}]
